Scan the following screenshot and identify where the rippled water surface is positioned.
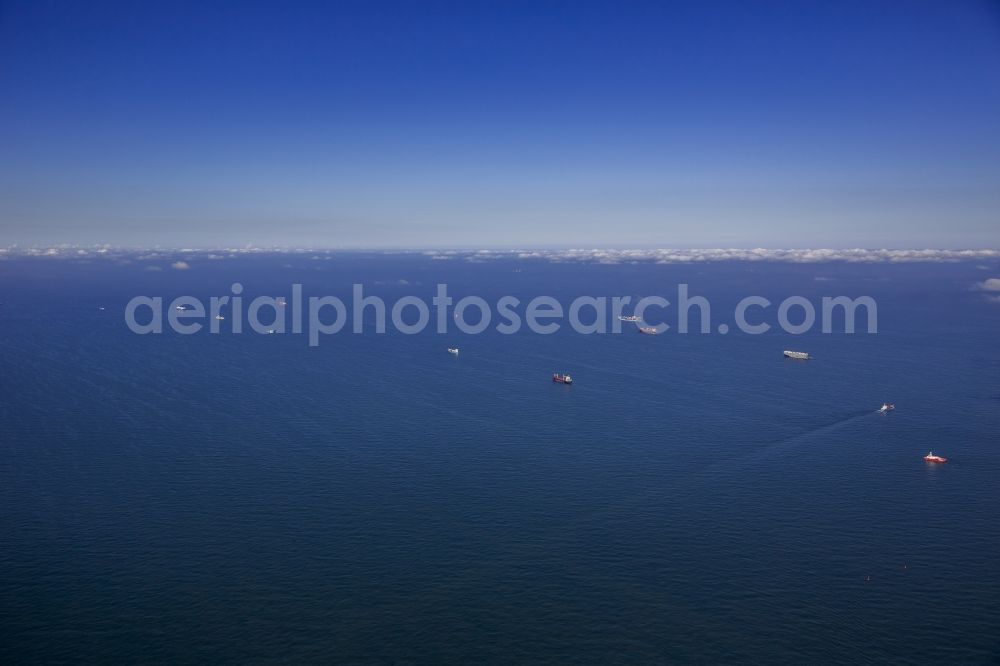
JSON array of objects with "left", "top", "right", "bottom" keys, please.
[{"left": 1, "top": 256, "right": 999, "bottom": 663}]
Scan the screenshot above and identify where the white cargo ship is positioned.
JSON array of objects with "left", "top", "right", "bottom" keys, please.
[{"left": 783, "top": 350, "right": 810, "bottom": 360}]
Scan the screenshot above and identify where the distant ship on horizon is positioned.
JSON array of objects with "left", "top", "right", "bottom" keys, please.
[{"left": 783, "top": 350, "right": 810, "bottom": 360}]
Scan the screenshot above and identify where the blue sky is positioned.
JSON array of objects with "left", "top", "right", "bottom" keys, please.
[{"left": 1, "top": 0, "right": 998, "bottom": 248}]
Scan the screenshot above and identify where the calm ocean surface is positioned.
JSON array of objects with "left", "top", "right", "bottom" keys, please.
[{"left": 1, "top": 254, "right": 999, "bottom": 664}]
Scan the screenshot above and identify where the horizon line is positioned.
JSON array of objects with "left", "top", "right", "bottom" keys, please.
[{"left": 3, "top": 246, "right": 999, "bottom": 265}]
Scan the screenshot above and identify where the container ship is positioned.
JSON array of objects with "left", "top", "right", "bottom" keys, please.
[{"left": 552, "top": 373, "right": 573, "bottom": 385}]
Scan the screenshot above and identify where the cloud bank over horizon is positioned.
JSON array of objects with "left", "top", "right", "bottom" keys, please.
[
  {"left": 454, "top": 248, "right": 1000, "bottom": 265},
  {"left": 3, "top": 245, "right": 1000, "bottom": 266}
]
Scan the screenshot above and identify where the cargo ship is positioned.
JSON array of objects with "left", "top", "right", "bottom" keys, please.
[
  {"left": 618, "top": 315, "right": 641, "bottom": 322},
  {"left": 638, "top": 326, "right": 659, "bottom": 335},
  {"left": 783, "top": 350, "right": 810, "bottom": 359},
  {"left": 552, "top": 373, "right": 573, "bottom": 385},
  {"left": 923, "top": 452, "right": 948, "bottom": 464}
]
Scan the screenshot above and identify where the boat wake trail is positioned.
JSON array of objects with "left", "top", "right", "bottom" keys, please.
[
  {"left": 554, "top": 408, "right": 879, "bottom": 535},
  {"left": 693, "top": 409, "right": 878, "bottom": 480}
]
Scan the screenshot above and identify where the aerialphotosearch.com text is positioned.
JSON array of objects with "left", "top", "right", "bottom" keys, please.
[{"left": 125, "top": 283, "right": 877, "bottom": 346}]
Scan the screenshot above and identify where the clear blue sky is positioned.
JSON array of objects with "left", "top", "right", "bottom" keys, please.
[{"left": 1, "top": 0, "right": 998, "bottom": 248}]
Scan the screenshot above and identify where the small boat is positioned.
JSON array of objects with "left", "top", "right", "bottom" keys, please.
[
  {"left": 552, "top": 373, "right": 573, "bottom": 385},
  {"left": 878, "top": 403, "right": 895, "bottom": 413},
  {"left": 447, "top": 347, "right": 459, "bottom": 355},
  {"left": 923, "top": 451, "right": 947, "bottom": 464},
  {"left": 618, "top": 315, "right": 641, "bottom": 322},
  {"left": 783, "top": 350, "right": 810, "bottom": 360},
  {"left": 638, "top": 326, "right": 659, "bottom": 335},
  {"left": 175, "top": 305, "right": 187, "bottom": 311},
  {"left": 215, "top": 315, "right": 225, "bottom": 320},
  {"left": 267, "top": 329, "right": 276, "bottom": 334}
]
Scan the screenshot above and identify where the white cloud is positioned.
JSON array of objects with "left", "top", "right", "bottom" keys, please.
[
  {"left": 171, "top": 261, "right": 191, "bottom": 270},
  {"left": 977, "top": 278, "right": 1000, "bottom": 292}
]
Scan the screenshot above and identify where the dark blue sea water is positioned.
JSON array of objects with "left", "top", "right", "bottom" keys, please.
[{"left": 2, "top": 254, "right": 999, "bottom": 664}]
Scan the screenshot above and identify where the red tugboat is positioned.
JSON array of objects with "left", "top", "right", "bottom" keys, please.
[
  {"left": 552, "top": 373, "right": 573, "bottom": 385},
  {"left": 923, "top": 451, "right": 948, "bottom": 464}
]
